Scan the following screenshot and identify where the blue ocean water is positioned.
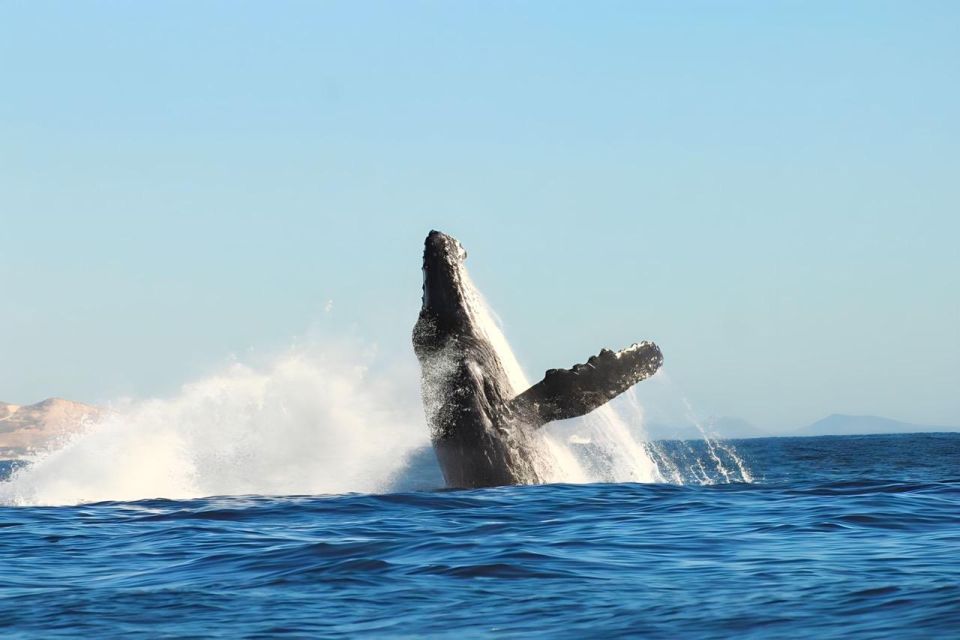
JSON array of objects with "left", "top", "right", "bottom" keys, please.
[{"left": 1, "top": 433, "right": 958, "bottom": 638}]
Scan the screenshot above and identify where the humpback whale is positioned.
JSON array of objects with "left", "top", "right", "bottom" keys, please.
[{"left": 413, "top": 230, "right": 663, "bottom": 489}]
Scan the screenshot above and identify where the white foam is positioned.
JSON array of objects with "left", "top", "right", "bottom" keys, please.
[{"left": 1, "top": 344, "right": 428, "bottom": 506}]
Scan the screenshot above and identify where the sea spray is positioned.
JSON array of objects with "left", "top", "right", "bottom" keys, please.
[
  {"left": 459, "top": 272, "right": 665, "bottom": 484},
  {"left": 679, "top": 397, "right": 755, "bottom": 484},
  {"left": 624, "top": 373, "right": 754, "bottom": 484},
  {"left": 1, "top": 317, "right": 751, "bottom": 505},
  {"left": 0, "top": 344, "right": 429, "bottom": 506}
]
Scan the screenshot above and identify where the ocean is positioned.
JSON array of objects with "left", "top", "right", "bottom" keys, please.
[{"left": 1, "top": 433, "right": 958, "bottom": 638}]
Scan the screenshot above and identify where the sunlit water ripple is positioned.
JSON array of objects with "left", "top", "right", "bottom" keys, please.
[{"left": 2, "top": 433, "right": 959, "bottom": 638}]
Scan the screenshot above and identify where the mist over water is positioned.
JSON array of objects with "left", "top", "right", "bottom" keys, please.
[
  {"left": 0, "top": 344, "right": 429, "bottom": 506},
  {"left": 2, "top": 280, "right": 750, "bottom": 506}
]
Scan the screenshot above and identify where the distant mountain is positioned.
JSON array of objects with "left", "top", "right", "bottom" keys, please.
[
  {"left": 643, "top": 414, "right": 959, "bottom": 441},
  {"left": 794, "top": 414, "right": 959, "bottom": 437},
  {"left": 0, "top": 398, "right": 102, "bottom": 459},
  {"left": 645, "top": 417, "right": 770, "bottom": 441}
]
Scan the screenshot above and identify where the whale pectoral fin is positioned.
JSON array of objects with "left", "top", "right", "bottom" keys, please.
[{"left": 509, "top": 342, "right": 663, "bottom": 427}]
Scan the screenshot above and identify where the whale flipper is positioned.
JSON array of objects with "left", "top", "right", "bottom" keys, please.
[{"left": 510, "top": 342, "right": 663, "bottom": 427}]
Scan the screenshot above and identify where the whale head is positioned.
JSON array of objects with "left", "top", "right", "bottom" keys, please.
[
  {"left": 421, "top": 230, "right": 467, "bottom": 305},
  {"left": 415, "top": 230, "right": 474, "bottom": 346}
]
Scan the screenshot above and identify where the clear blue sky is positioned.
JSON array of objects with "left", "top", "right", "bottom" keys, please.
[{"left": 2, "top": 1, "right": 957, "bottom": 429}]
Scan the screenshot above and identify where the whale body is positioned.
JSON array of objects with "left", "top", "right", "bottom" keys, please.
[{"left": 412, "top": 230, "right": 663, "bottom": 488}]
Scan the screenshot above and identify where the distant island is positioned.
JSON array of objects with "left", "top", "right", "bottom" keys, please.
[
  {"left": 0, "top": 398, "right": 102, "bottom": 459},
  {"left": 646, "top": 414, "right": 959, "bottom": 441},
  {"left": 1, "top": 398, "right": 957, "bottom": 460},
  {"left": 792, "top": 414, "right": 959, "bottom": 438}
]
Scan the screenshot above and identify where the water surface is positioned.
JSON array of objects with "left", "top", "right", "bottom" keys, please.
[{"left": 1, "top": 434, "right": 958, "bottom": 638}]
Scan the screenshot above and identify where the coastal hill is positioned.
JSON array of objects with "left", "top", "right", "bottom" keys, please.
[
  {"left": 792, "top": 414, "right": 959, "bottom": 437},
  {"left": 1, "top": 399, "right": 956, "bottom": 459},
  {"left": 647, "top": 414, "right": 958, "bottom": 440},
  {"left": 0, "top": 398, "right": 102, "bottom": 459},
  {"left": 644, "top": 417, "right": 770, "bottom": 441}
]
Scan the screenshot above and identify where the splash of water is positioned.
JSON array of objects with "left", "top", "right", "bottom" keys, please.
[
  {"left": 1, "top": 344, "right": 429, "bottom": 506},
  {"left": 460, "top": 272, "right": 664, "bottom": 484},
  {"left": 678, "top": 398, "right": 755, "bottom": 484},
  {"left": 2, "top": 286, "right": 751, "bottom": 505},
  {"left": 630, "top": 373, "right": 755, "bottom": 485},
  {"left": 460, "top": 271, "right": 752, "bottom": 486}
]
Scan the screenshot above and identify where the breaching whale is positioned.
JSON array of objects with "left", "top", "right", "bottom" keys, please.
[{"left": 413, "top": 230, "right": 663, "bottom": 489}]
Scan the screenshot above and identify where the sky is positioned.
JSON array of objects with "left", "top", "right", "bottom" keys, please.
[{"left": 1, "top": 1, "right": 958, "bottom": 430}]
